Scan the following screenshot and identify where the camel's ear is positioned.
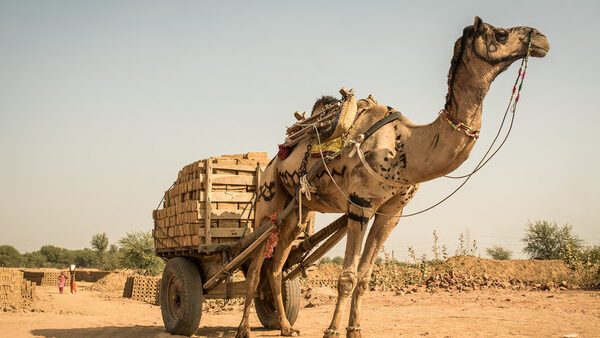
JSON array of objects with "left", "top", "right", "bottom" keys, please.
[{"left": 474, "top": 16, "right": 484, "bottom": 33}]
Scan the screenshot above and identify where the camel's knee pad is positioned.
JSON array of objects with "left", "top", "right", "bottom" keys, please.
[
  {"left": 355, "top": 276, "right": 370, "bottom": 296},
  {"left": 337, "top": 270, "right": 356, "bottom": 297}
]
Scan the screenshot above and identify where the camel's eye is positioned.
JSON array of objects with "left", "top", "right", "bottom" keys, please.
[{"left": 494, "top": 29, "right": 509, "bottom": 44}]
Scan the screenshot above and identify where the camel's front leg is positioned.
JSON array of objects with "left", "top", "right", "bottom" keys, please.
[
  {"left": 324, "top": 205, "right": 372, "bottom": 338},
  {"left": 346, "top": 209, "right": 402, "bottom": 338},
  {"left": 346, "top": 188, "right": 416, "bottom": 338},
  {"left": 267, "top": 208, "right": 308, "bottom": 336}
]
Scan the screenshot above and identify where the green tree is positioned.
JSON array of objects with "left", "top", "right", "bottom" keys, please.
[
  {"left": 0, "top": 245, "right": 23, "bottom": 267},
  {"left": 72, "top": 249, "right": 97, "bottom": 268},
  {"left": 332, "top": 256, "right": 344, "bottom": 265},
  {"left": 39, "top": 245, "right": 73, "bottom": 267},
  {"left": 522, "top": 220, "right": 584, "bottom": 260},
  {"left": 118, "top": 231, "right": 164, "bottom": 275},
  {"left": 319, "top": 256, "right": 332, "bottom": 264},
  {"left": 91, "top": 232, "right": 109, "bottom": 268},
  {"left": 22, "top": 251, "right": 47, "bottom": 268},
  {"left": 486, "top": 246, "right": 512, "bottom": 260},
  {"left": 109, "top": 244, "right": 119, "bottom": 253},
  {"left": 103, "top": 244, "right": 122, "bottom": 271}
]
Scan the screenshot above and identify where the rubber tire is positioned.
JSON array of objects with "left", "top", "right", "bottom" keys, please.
[
  {"left": 254, "top": 276, "right": 301, "bottom": 329},
  {"left": 160, "top": 257, "right": 203, "bottom": 336}
]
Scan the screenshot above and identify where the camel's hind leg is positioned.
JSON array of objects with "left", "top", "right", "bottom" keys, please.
[
  {"left": 266, "top": 207, "right": 308, "bottom": 336},
  {"left": 235, "top": 160, "right": 289, "bottom": 338},
  {"left": 235, "top": 243, "right": 267, "bottom": 338}
]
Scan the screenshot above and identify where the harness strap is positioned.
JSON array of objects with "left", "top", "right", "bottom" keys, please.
[
  {"left": 362, "top": 112, "right": 402, "bottom": 140},
  {"left": 348, "top": 111, "right": 406, "bottom": 187},
  {"left": 353, "top": 142, "right": 406, "bottom": 187}
]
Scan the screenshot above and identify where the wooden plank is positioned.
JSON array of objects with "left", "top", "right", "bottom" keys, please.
[
  {"left": 198, "top": 208, "right": 254, "bottom": 220},
  {"left": 211, "top": 191, "right": 254, "bottom": 202},
  {"left": 205, "top": 158, "right": 212, "bottom": 245},
  {"left": 208, "top": 174, "right": 255, "bottom": 186},
  {"left": 246, "top": 152, "right": 269, "bottom": 160},
  {"left": 207, "top": 227, "right": 244, "bottom": 237},
  {"left": 203, "top": 222, "right": 277, "bottom": 290},
  {"left": 213, "top": 163, "right": 263, "bottom": 172},
  {"left": 175, "top": 191, "right": 254, "bottom": 202},
  {"left": 204, "top": 280, "right": 247, "bottom": 299},
  {"left": 285, "top": 227, "right": 347, "bottom": 281}
]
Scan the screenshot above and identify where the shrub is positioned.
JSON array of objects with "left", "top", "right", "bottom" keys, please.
[
  {"left": 319, "top": 256, "right": 332, "bottom": 264},
  {"left": 486, "top": 246, "right": 512, "bottom": 260},
  {"left": 332, "top": 256, "right": 344, "bottom": 265},
  {"left": 521, "top": 220, "right": 583, "bottom": 260},
  {"left": 119, "top": 231, "right": 164, "bottom": 275}
]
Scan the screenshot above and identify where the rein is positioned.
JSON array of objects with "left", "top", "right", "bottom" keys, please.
[{"left": 444, "top": 32, "right": 532, "bottom": 179}]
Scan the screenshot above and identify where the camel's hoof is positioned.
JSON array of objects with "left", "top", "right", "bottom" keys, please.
[
  {"left": 235, "top": 327, "right": 251, "bottom": 338},
  {"left": 346, "top": 327, "right": 361, "bottom": 338},
  {"left": 281, "top": 327, "right": 300, "bottom": 336},
  {"left": 346, "top": 330, "right": 361, "bottom": 338},
  {"left": 323, "top": 328, "right": 341, "bottom": 338}
]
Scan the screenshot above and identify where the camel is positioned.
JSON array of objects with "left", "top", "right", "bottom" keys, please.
[{"left": 235, "top": 16, "right": 549, "bottom": 338}]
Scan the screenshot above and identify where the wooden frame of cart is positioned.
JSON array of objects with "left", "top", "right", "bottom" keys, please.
[{"left": 152, "top": 153, "right": 347, "bottom": 336}]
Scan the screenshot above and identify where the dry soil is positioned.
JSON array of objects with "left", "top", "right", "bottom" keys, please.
[{"left": 1, "top": 284, "right": 599, "bottom": 337}]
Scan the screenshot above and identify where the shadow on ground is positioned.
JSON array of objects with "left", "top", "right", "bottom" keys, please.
[{"left": 31, "top": 325, "right": 268, "bottom": 338}]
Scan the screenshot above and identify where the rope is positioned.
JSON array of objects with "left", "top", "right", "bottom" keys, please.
[
  {"left": 444, "top": 32, "right": 532, "bottom": 179},
  {"left": 297, "top": 174, "right": 316, "bottom": 226}
]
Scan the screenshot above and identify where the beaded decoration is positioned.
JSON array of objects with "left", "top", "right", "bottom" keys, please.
[{"left": 439, "top": 109, "right": 481, "bottom": 139}]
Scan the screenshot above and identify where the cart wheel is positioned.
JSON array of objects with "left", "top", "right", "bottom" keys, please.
[
  {"left": 254, "top": 275, "right": 301, "bottom": 329},
  {"left": 160, "top": 257, "right": 203, "bottom": 336}
]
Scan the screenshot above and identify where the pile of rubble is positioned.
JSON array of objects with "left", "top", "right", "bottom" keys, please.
[
  {"left": 302, "top": 261, "right": 583, "bottom": 294},
  {"left": 415, "top": 271, "right": 577, "bottom": 294}
]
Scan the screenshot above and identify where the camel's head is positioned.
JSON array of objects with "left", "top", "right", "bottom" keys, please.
[{"left": 468, "top": 16, "right": 550, "bottom": 64}]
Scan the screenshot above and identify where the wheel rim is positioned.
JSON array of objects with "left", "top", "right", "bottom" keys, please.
[{"left": 166, "top": 274, "right": 182, "bottom": 319}]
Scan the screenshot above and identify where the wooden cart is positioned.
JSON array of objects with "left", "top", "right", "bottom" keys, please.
[{"left": 152, "top": 153, "right": 347, "bottom": 336}]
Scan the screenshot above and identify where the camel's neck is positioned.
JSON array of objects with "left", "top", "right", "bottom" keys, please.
[
  {"left": 445, "top": 51, "right": 504, "bottom": 131},
  {"left": 401, "top": 49, "right": 507, "bottom": 183}
]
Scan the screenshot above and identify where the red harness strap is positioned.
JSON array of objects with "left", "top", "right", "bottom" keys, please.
[{"left": 265, "top": 213, "right": 280, "bottom": 258}]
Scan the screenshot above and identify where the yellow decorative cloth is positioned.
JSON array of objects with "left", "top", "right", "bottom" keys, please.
[{"left": 310, "top": 136, "right": 344, "bottom": 156}]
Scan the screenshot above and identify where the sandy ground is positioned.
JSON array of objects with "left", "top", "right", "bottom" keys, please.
[{"left": 1, "top": 285, "right": 599, "bottom": 338}]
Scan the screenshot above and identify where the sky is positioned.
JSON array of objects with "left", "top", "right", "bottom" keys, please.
[{"left": 1, "top": 1, "right": 598, "bottom": 261}]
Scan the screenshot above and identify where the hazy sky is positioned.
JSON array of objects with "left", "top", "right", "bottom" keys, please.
[{"left": 1, "top": 1, "right": 598, "bottom": 260}]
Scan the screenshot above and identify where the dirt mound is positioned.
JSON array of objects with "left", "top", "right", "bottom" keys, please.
[
  {"left": 91, "top": 272, "right": 135, "bottom": 293},
  {"left": 303, "top": 257, "right": 590, "bottom": 292},
  {"left": 441, "top": 256, "right": 573, "bottom": 283}
]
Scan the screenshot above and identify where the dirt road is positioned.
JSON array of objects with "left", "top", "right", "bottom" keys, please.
[{"left": 1, "top": 286, "right": 599, "bottom": 337}]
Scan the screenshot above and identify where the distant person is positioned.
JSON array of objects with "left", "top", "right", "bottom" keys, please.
[
  {"left": 70, "top": 269, "right": 77, "bottom": 294},
  {"left": 58, "top": 272, "right": 66, "bottom": 294}
]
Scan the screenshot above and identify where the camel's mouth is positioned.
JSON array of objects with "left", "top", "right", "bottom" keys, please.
[
  {"left": 531, "top": 45, "right": 549, "bottom": 57},
  {"left": 530, "top": 36, "right": 550, "bottom": 58}
]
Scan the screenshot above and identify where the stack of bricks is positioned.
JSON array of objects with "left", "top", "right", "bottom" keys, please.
[
  {"left": 130, "top": 276, "right": 161, "bottom": 305},
  {"left": 153, "top": 152, "right": 270, "bottom": 251},
  {"left": 40, "top": 271, "right": 70, "bottom": 287},
  {"left": 123, "top": 276, "right": 135, "bottom": 298},
  {"left": 0, "top": 268, "right": 37, "bottom": 310}
]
